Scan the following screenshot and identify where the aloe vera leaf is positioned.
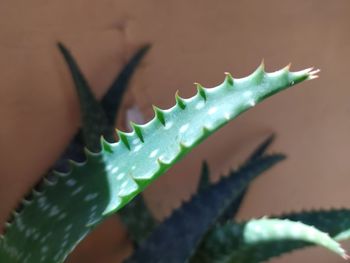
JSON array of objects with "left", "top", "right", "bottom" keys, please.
[
  {"left": 193, "top": 209, "right": 350, "bottom": 263},
  {"left": 54, "top": 44, "right": 149, "bottom": 171},
  {"left": 218, "top": 134, "right": 276, "bottom": 224},
  {"left": 123, "top": 136, "right": 273, "bottom": 255},
  {"left": 101, "top": 44, "right": 151, "bottom": 124},
  {"left": 58, "top": 43, "right": 114, "bottom": 152},
  {"left": 124, "top": 154, "right": 284, "bottom": 263},
  {"left": 123, "top": 134, "right": 277, "bottom": 246},
  {"left": 59, "top": 43, "right": 156, "bottom": 244},
  {"left": 122, "top": 134, "right": 276, "bottom": 246},
  {"left": 0, "top": 64, "right": 317, "bottom": 263}
]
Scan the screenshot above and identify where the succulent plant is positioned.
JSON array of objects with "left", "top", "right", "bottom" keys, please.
[
  {"left": 122, "top": 136, "right": 350, "bottom": 263},
  {"left": 1, "top": 43, "right": 335, "bottom": 263}
]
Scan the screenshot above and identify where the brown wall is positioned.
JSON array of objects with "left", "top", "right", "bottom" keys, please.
[{"left": 1, "top": 1, "right": 350, "bottom": 262}]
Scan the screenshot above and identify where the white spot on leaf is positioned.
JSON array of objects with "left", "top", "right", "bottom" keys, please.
[
  {"left": 111, "top": 167, "right": 119, "bottom": 173},
  {"left": 49, "top": 206, "right": 60, "bottom": 217},
  {"left": 72, "top": 186, "right": 84, "bottom": 196},
  {"left": 116, "top": 173, "right": 125, "bottom": 180},
  {"left": 195, "top": 101, "right": 205, "bottom": 110},
  {"left": 66, "top": 179, "right": 77, "bottom": 187},
  {"left": 149, "top": 149, "right": 159, "bottom": 158},
  {"left": 208, "top": 107, "right": 217, "bottom": 115},
  {"left": 165, "top": 121, "right": 173, "bottom": 130},
  {"left": 84, "top": 193, "right": 99, "bottom": 202},
  {"left": 179, "top": 124, "right": 189, "bottom": 133},
  {"left": 134, "top": 144, "right": 142, "bottom": 152}
]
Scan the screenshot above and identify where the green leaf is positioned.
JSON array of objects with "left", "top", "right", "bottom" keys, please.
[
  {"left": 125, "top": 154, "right": 284, "bottom": 263},
  {"left": 58, "top": 43, "right": 114, "bottom": 151},
  {"left": 54, "top": 44, "right": 149, "bottom": 171},
  {"left": 242, "top": 219, "right": 347, "bottom": 257},
  {"left": 101, "top": 44, "right": 151, "bottom": 124},
  {"left": 193, "top": 209, "right": 350, "bottom": 263},
  {"left": 217, "top": 134, "right": 276, "bottom": 223},
  {"left": 122, "top": 134, "right": 276, "bottom": 246},
  {"left": 0, "top": 64, "right": 316, "bottom": 263},
  {"left": 60, "top": 42, "right": 155, "bottom": 244}
]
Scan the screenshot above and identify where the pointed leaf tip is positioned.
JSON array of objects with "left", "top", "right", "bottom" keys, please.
[
  {"left": 342, "top": 253, "right": 350, "bottom": 260},
  {"left": 307, "top": 68, "right": 320, "bottom": 80},
  {"left": 283, "top": 66, "right": 320, "bottom": 86},
  {"left": 57, "top": 42, "right": 69, "bottom": 55},
  {"left": 244, "top": 218, "right": 348, "bottom": 259},
  {"left": 293, "top": 67, "right": 317, "bottom": 78},
  {"left": 248, "top": 133, "right": 276, "bottom": 161}
]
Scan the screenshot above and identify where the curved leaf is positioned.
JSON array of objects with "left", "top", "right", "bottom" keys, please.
[
  {"left": 54, "top": 44, "right": 149, "bottom": 170},
  {"left": 193, "top": 209, "right": 350, "bottom": 263},
  {"left": 123, "top": 135, "right": 277, "bottom": 249},
  {"left": 101, "top": 44, "right": 151, "bottom": 124},
  {"left": 125, "top": 154, "right": 284, "bottom": 263},
  {"left": 58, "top": 43, "right": 114, "bottom": 151},
  {"left": 0, "top": 65, "right": 316, "bottom": 263},
  {"left": 218, "top": 134, "right": 276, "bottom": 223}
]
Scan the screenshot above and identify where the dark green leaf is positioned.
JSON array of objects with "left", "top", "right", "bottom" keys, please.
[
  {"left": 125, "top": 154, "right": 285, "bottom": 263},
  {"left": 217, "top": 134, "right": 276, "bottom": 223},
  {"left": 58, "top": 43, "right": 114, "bottom": 152},
  {"left": 101, "top": 44, "right": 151, "bottom": 124}
]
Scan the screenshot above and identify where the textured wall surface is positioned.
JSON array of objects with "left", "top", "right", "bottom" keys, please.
[{"left": 1, "top": 1, "right": 350, "bottom": 262}]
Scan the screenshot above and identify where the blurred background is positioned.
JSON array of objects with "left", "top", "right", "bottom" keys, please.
[{"left": 1, "top": 0, "right": 350, "bottom": 262}]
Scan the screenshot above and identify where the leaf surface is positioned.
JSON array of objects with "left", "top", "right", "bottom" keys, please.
[
  {"left": 193, "top": 209, "right": 350, "bottom": 263},
  {"left": 125, "top": 154, "right": 284, "bottom": 263},
  {"left": 0, "top": 65, "right": 316, "bottom": 263}
]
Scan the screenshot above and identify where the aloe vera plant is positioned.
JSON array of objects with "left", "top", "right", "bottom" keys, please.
[
  {"left": 0, "top": 46, "right": 321, "bottom": 263},
  {"left": 122, "top": 136, "right": 349, "bottom": 263},
  {"left": 125, "top": 151, "right": 286, "bottom": 262}
]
